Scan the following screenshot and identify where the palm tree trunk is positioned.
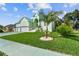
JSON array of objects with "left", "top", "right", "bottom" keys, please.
[{"left": 45, "top": 23, "right": 48, "bottom": 38}]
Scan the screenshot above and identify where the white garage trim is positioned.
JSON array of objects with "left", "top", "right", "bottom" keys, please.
[{"left": 15, "top": 26, "right": 29, "bottom": 32}]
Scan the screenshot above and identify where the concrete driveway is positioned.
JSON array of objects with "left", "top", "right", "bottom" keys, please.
[
  {"left": 0, "top": 32, "right": 70, "bottom": 56},
  {"left": 0, "top": 38, "right": 70, "bottom": 56},
  {"left": 0, "top": 32, "right": 21, "bottom": 37}
]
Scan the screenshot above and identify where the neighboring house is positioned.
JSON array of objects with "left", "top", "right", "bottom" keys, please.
[
  {"left": 4, "top": 24, "right": 15, "bottom": 32},
  {"left": 14, "top": 17, "right": 30, "bottom": 32}
]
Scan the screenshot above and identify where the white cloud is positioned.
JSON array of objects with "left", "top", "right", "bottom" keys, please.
[
  {"left": 36, "top": 3, "right": 52, "bottom": 10},
  {"left": 64, "top": 3, "right": 78, "bottom": 8},
  {"left": 0, "top": 3, "right": 7, "bottom": 11},
  {"left": 0, "top": 3, "right": 6, "bottom": 7},
  {"left": 32, "top": 10, "right": 38, "bottom": 13},
  {"left": 28, "top": 3, "right": 52, "bottom": 11},
  {"left": 14, "top": 7, "right": 18, "bottom": 12},
  {"left": 28, "top": 3, "right": 34, "bottom": 9},
  {"left": 4, "top": 13, "right": 12, "bottom": 16},
  {"left": 63, "top": 4, "right": 68, "bottom": 8},
  {"left": 16, "top": 15, "right": 20, "bottom": 18},
  {"left": 68, "top": 3, "right": 78, "bottom": 8},
  {"left": 1, "top": 7, "right": 7, "bottom": 11}
]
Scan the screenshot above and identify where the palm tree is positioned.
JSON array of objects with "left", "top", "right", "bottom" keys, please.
[{"left": 39, "top": 11, "right": 63, "bottom": 38}]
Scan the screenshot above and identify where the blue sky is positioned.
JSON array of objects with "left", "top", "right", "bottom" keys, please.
[{"left": 0, "top": 3, "right": 79, "bottom": 26}]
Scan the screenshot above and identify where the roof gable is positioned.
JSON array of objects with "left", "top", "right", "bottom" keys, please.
[{"left": 15, "top": 17, "right": 30, "bottom": 24}]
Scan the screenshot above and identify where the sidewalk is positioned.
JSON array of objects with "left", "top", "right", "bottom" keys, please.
[
  {"left": 0, "top": 32, "right": 20, "bottom": 37},
  {"left": 0, "top": 38, "right": 69, "bottom": 56}
]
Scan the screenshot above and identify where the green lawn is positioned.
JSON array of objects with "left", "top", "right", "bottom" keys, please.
[{"left": 1, "top": 32, "right": 79, "bottom": 55}]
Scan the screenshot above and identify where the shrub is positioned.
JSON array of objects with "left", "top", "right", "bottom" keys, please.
[
  {"left": 0, "top": 29, "right": 3, "bottom": 33},
  {"left": 0, "top": 51, "right": 7, "bottom": 56},
  {"left": 56, "top": 23, "right": 73, "bottom": 36}
]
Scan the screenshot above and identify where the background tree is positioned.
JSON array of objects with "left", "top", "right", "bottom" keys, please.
[
  {"left": 72, "top": 9, "right": 79, "bottom": 29},
  {"left": 63, "top": 9, "right": 79, "bottom": 29},
  {"left": 0, "top": 25, "right": 3, "bottom": 29},
  {"left": 54, "top": 18, "right": 63, "bottom": 29},
  {"left": 0, "top": 25, "right": 4, "bottom": 32},
  {"left": 63, "top": 13, "right": 74, "bottom": 26}
]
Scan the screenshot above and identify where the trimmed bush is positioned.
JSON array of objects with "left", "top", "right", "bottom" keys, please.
[
  {"left": 0, "top": 29, "right": 3, "bottom": 33},
  {"left": 56, "top": 23, "right": 73, "bottom": 36},
  {"left": 0, "top": 51, "right": 7, "bottom": 56}
]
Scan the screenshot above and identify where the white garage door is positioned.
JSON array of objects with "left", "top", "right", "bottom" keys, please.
[
  {"left": 16, "top": 28, "right": 21, "bottom": 32},
  {"left": 21, "top": 27, "right": 29, "bottom": 32}
]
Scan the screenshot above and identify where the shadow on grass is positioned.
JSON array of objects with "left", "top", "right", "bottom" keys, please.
[{"left": 62, "top": 34, "right": 79, "bottom": 41}]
